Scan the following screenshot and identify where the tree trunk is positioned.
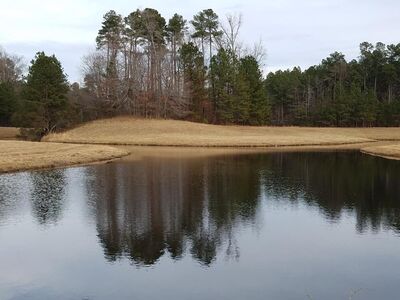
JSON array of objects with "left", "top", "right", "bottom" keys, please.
[{"left": 209, "top": 34, "right": 213, "bottom": 66}]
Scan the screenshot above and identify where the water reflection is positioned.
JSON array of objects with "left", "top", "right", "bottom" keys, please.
[
  {"left": 0, "top": 152, "right": 399, "bottom": 267},
  {"left": 261, "top": 152, "right": 400, "bottom": 233},
  {"left": 29, "top": 170, "right": 67, "bottom": 225},
  {"left": 85, "top": 156, "right": 263, "bottom": 266},
  {"left": 0, "top": 173, "right": 30, "bottom": 224},
  {"left": 0, "top": 170, "right": 67, "bottom": 226},
  {"left": 83, "top": 152, "right": 400, "bottom": 266},
  {"left": 1, "top": 151, "right": 400, "bottom": 300}
]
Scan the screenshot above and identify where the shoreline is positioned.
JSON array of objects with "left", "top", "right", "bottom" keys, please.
[
  {"left": 0, "top": 140, "right": 398, "bottom": 175},
  {"left": 360, "top": 144, "right": 400, "bottom": 161},
  {"left": 0, "top": 141, "right": 129, "bottom": 174},
  {"left": 39, "top": 139, "right": 375, "bottom": 148},
  {"left": 2, "top": 117, "right": 400, "bottom": 174},
  {"left": 360, "top": 152, "right": 400, "bottom": 161},
  {"left": 117, "top": 141, "right": 400, "bottom": 162}
]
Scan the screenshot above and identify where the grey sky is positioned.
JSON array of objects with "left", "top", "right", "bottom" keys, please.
[{"left": 1, "top": 0, "right": 399, "bottom": 83}]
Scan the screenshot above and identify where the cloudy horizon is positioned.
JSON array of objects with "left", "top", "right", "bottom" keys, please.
[{"left": 1, "top": 0, "right": 399, "bottom": 83}]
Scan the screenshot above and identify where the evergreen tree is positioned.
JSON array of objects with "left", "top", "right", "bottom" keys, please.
[
  {"left": 239, "top": 56, "right": 270, "bottom": 124},
  {"left": 15, "top": 52, "right": 69, "bottom": 137},
  {"left": 0, "top": 82, "right": 18, "bottom": 125},
  {"left": 96, "top": 10, "right": 124, "bottom": 102},
  {"left": 167, "top": 14, "right": 187, "bottom": 94},
  {"left": 191, "top": 9, "right": 222, "bottom": 65},
  {"left": 96, "top": 10, "right": 124, "bottom": 78},
  {"left": 233, "top": 69, "right": 251, "bottom": 124},
  {"left": 180, "top": 42, "right": 207, "bottom": 119},
  {"left": 210, "top": 49, "right": 237, "bottom": 123}
]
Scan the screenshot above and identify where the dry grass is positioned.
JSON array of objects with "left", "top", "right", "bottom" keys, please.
[
  {"left": 361, "top": 143, "right": 400, "bottom": 160},
  {"left": 3, "top": 118, "right": 399, "bottom": 174},
  {"left": 0, "top": 127, "right": 20, "bottom": 140},
  {"left": 45, "top": 117, "right": 400, "bottom": 147},
  {"left": 0, "top": 141, "right": 129, "bottom": 173}
]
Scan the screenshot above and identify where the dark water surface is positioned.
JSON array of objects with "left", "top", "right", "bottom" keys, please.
[{"left": 0, "top": 151, "right": 400, "bottom": 300}]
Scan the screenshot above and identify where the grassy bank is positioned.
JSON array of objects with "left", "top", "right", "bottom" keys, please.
[
  {"left": 0, "top": 141, "right": 129, "bottom": 173},
  {"left": 45, "top": 117, "right": 400, "bottom": 147},
  {"left": 2, "top": 118, "right": 400, "bottom": 174},
  {"left": 361, "top": 144, "right": 400, "bottom": 160}
]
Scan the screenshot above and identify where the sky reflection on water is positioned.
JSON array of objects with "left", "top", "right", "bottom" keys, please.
[{"left": 0, "top": 151, "right": 399, "bottom": 300}]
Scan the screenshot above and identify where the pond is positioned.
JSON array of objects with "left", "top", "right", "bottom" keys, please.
[{"left": 0, "top": 151, "right": 399, "bottom": 300}]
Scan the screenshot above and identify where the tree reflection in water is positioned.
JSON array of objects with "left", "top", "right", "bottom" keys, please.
[
  {"left": 262, "top": 152, "right": 400, "bottom": 233},
  {"left": 0, "top": 172, "right": 31, "bottom": 224},
  {"left": 83, "top": 152, "right": 400, "bottom": 267},
  {"left": 29, "top": 170, "right": 67, "bottom": 225},
  {"left": 85, "top": 155, "right": 263, "bottom": 266}
]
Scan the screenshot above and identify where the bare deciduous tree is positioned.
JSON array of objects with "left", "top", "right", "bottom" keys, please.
[
  {"left": 218, "top": 13, "right": 243, "bottom": 57},
  {"left": 244, "top": 38, "right": 267, "bottom": 67},
  {"left": 0, "top": 47, "right": 24, "bottom": 82}
]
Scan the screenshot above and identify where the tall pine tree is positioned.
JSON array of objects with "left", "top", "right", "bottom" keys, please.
[{"left": 16, "top": 52, "right": 69, "bottom": 137}]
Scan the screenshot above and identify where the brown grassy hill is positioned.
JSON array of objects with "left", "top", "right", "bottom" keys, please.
[{"left": 45, "top": 117, "right": 400, "bottom": 147}]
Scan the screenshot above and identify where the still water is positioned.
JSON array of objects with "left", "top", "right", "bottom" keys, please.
[{"left": 0, "top": 151, "right": 400, "bottom": 300}]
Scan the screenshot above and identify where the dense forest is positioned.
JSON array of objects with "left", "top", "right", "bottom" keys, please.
[
  {"left": 1, "top": 7, "right": 400, "bottom": 137},
  {"left": 267, "top": 43, "right": 400, "bottom": 126}
]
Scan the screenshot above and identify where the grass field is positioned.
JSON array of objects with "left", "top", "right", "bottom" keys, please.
[
  {"left": 0, "top": 127, "right": 20, "bottom": 140},
  {"left": 0, "top": 141, "right": 129, "bottom": 173},
  {"left": 45, "top": 117, "right": 400, "bottom": 147}
]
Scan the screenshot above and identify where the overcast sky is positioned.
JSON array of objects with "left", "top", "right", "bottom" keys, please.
[{"left": 1, "top": 0, "right": 399, "bottom": 83}]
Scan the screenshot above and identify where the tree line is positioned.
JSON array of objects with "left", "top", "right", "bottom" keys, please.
[
  {"left": 80, "top": 8, "right": 400, "bottom": 126},
  {"left": 266, "top": 43, "right": 400, "bottom": 126},
  {"left": 1, "top": 7, "right": 400, "bottom": 138}
]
